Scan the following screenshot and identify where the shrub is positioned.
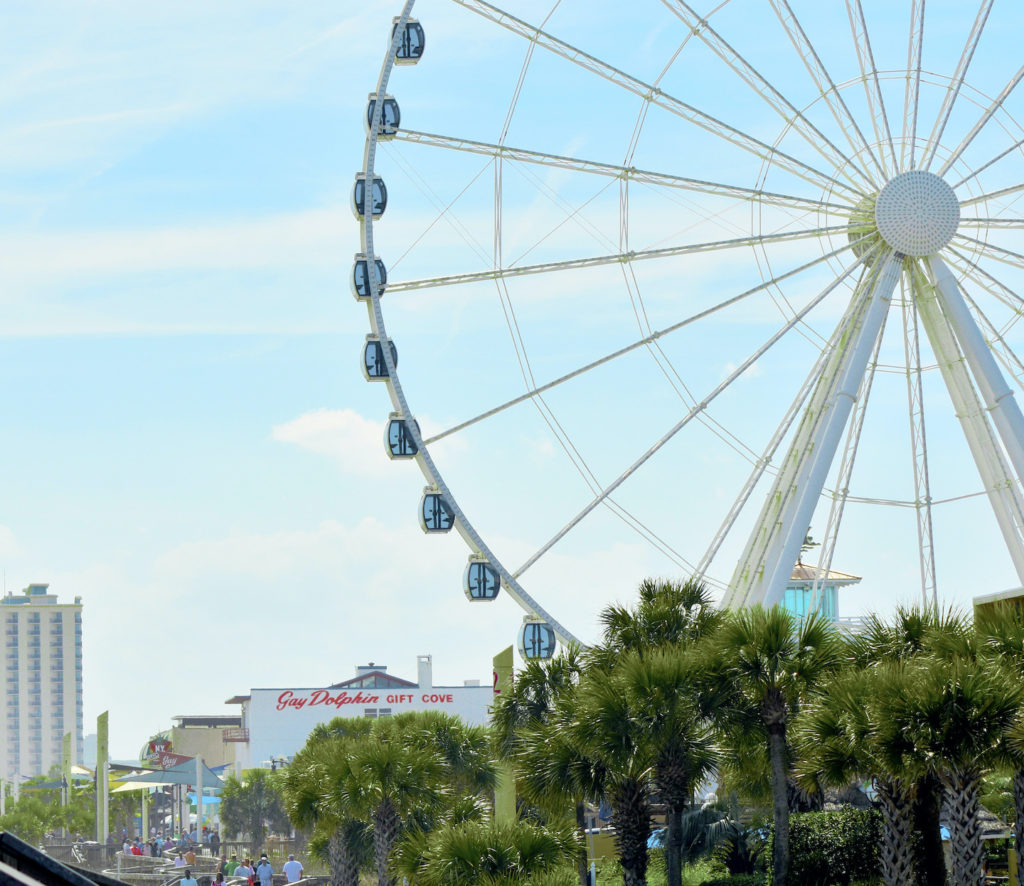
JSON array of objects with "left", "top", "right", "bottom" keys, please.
[
  {"left": 768, "top": 808, "right": 881, "bottom": 886},
  {"left": 698, "top": 875, "right": 765, "bottom": 886}
]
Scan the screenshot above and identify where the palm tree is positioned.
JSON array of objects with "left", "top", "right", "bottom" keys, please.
[
  {"left": 611, "top": 647, "right": 719, "bottom": 886},
  {"left": 710, "top": 605, "right": 841, "bottom": 886},
  {"left": 843, "top": 603, "right": 970, "bottom": 886},
  {"left": 343, "top": 736, "right": 445, "bottom": 886},
  {"left": 884, "top": 656, "right": 1024, "bottom": 886},
  {"left": 972, "top": 601, "right": 1024, "bottom": 886},
  {"left": 220, "top": 769, "right": 291, "bottom": 850},
  {"left": 491, "top": 650, "right": 590, "bottom": 886},
  {"left": 795, "top": 665, "right": 924, "bottom": 885},
  {"left": 397, "top": 818, "right": 578, "bottom": 886},
  {"left": 559, "top": 663, "right": 659, "bottom": 886},
  {"left": 590, "top": 577, "right": 722, "bottom": 886},
  {"left": 391, "top": 710, "right": 497, "bottom": 798},
  {"left": 281, "top": 736, "right": 367, "bottom": 886},
  {"left": 596, "top": 577, "right": 722, "bottom": 664}
]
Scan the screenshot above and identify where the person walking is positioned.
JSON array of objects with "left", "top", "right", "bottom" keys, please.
[
  {"left": 282, "top": 854, "right": 303, "bottom": 883},
  {"left": 235, "top": 858, "right": 254, "bottom": 885},
  {"left": 181, "top": 869, "right": 199, "bottom": 886},
  {"left": 225, "top": 854, "right": 240, "bottom": 876},
  {"left": 255, "top": 854, "right": 274, "bottom": 886}
]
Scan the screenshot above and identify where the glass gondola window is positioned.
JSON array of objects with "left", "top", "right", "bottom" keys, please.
[
  {"left": 420, "top": 489, "right": 455, "bottom": 533},
  {"left": 353, "top": 175, "right": 387, "bottom": 219},
  {"left": 464, "top": 559, "right": 500, "bottom": 602},
  {"left": 366, "top": 94, "right": 400, "bottom": 139},
  {"left": 363, "top": 336, "right": 397, "bottom": 381},
  {"left": 352, "top": 255, "right": 387, "bottom": 300},
  {"left": 518, "top": 621, "right": 556, "bottom": 661},
  {"left": 392, "top": 18, "right": 425, "bottom": 64},
  {"left": 386, "top": 414, "right": 419, "bottom": 459}
]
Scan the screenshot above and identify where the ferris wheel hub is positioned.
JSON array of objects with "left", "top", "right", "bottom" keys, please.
[{"left": 874, "top": 170, "right": 960, "bottom": 257}]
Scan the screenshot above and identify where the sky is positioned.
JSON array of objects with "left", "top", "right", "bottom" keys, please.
[{"left": 4, "top": 0, "right": 1024, "bottom": 762}]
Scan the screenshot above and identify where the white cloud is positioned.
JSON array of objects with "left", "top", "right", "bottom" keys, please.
[{"left": 272, "top": 408, "right": 395, "bottom": 477}]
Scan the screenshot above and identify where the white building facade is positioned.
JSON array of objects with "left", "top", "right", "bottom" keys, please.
[
  {"left": 1, "top": 584, "right": 84, "bottom": 780},
  {"left": 226, "top": 655, "right": 492, "bottom": 771}
]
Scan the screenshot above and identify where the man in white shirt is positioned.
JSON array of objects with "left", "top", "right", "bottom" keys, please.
[
  {"left": 283, "top": 854, "right": 303, "bottom": 883},
  {"left": 180, "top": 869, "right": 199, "bottom": 886}
]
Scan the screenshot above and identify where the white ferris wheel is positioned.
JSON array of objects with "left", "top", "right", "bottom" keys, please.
[{"left": 356, "top": 0, "right": 1024, "bottom": 659}]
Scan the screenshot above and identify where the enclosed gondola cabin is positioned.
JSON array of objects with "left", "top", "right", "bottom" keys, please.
[
  {"left": 353, "top": 174, "right": 387, "bottom": 219},
  {"left": 420, "top": 488, "right": 455, "bottom": 533},
  {"left": 366, "top": 94, "right": 400, "bottom": 139},
  {"left": 392, "top": 18, "right": 425, "bottom": 64},
  {"left": 518, "top": 619, "right": 556, "bottom": 661},
  {"left": 385, "top": 414, "right": 419, "bottom": 459},
  {"left": 463, "top": 558, "right": 500, "bottom": 602},
  {"left": 363, "top": 336, "right": 398, "bottom": 381},
  {"left": 352, "top": 255, "right": 387, "bottom": 300}
]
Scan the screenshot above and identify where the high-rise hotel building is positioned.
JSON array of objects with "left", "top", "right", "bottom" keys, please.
[{"left": 1, "top": 584, "right": 83, "bottom": 780}]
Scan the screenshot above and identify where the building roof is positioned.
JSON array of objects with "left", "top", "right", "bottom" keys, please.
[
  {"left": 171, "top": 715, "right": 241, "bottom": 728},
  {"left": 330, "top": 670, "right": 417, "bottom": 689},
  {"left": 224, "top": 695, "right": 251, "bottom": 705},
  {"left": 788, "top": 562, "right": 862, "bottom": 586}
]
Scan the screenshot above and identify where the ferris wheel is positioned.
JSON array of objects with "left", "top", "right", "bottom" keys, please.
[{"left": 356, "top": 0, "right": 1024, "bottom": 659}]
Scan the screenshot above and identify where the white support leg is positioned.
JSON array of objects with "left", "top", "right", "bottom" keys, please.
[
  {"left": 927, "top": 256, "right": 1024, "bottom": 487},
  {"left": 727, "top": 254, "right": 901, "bottom": 608},
  {"left": 912, "top": 265, "right": 1024, "bottom": 582}
]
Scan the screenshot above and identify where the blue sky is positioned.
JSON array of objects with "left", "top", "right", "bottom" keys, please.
[{"left": 4, "top": 0, "right": 1024, "bottom": 761}]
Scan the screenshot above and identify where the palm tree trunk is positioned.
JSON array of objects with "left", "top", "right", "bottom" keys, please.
[
  {"left": 327, "top": 830, "right": 358, "bottom": 886},
  {"left": 664, "top": 805, "right": 682, "bottom": 886},
  {"left": 576, "top": 801, "right": 589, "bottom": 886},
  {"left": 913, "top": 773, "right": 947, "bottom": 886},
  {"left": 1014, "top": 768, "right": 1024, "bottom": 886},
  {"left": 942, "top": 766, "right": 984, "bottom": 886},
  {"left": 609, "top": 779, "right": 651, "bottom": 886},
  {"left": 767, "top": 725, "right": 790, "bottom": 886},
  {"left": 875, "top": 778, "right": 917, "bottom": 886},
  {"left": 372, "top": 799, "right": 399, "bottom": 886}
]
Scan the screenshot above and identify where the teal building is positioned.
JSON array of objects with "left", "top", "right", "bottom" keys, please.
[{"left": 783, "top": 562, "right": 862, "bottom": 623}]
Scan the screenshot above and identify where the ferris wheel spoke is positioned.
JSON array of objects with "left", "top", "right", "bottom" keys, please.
[
  {"left": 388, "top": 224, "right": 846, "bottom": 293},
  {"left": 959, "top": 181, "right": 1024, "bottom": 208},
  {"left": 946, "top": 245, "right": 1024, "bottom": 320},
  {"left": 919, "top": 0, "right": 995, "bottom": 172},
  {"left": 661, "top": 0, "right": 876, "bottom": 190},
  {"left": 510, "top": 249, "right": 876, "bottom": 581},
  {"left": 422, "top": 236, "right": 872, "bottom": 446},
  {"left": 902, "top": 0, "right": 925, "bottom": 170},
  {"left": 846, "top": 0, "right": 899, "bottom": 175},
  {"left": 952, "top": 233, "right": 1024, "bottom": 273},
  {"left": 450, "top": 0, "right": 865, "bottom": 199},
  {"left": 392, "top": 130, "right": 848, "bottom": 215},
  {"left": 910, "top": 262, "right": 1024, "bottom": 580},
  {"left": 900, "top": 277, "right": 938, "bottom": 608},
  {"left": 958, "top": 217, "right": 1024, "bottom": 230},
  {"left": 768, "top": 0, "right": 885, "bottom": 181},
  {"left": 953, "top": 136, "right": 1024, "bottom": 189},
  {"left": 936, "top": 61, "right": 1024, "bottom": 177}
]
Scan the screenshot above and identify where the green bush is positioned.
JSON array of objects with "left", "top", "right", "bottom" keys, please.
[
  {"left": 698, "top": 875, "right": 765, "bottom": 886},
  {"left": 769, "top": 808, "right": 881, "bottom": 886}
]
